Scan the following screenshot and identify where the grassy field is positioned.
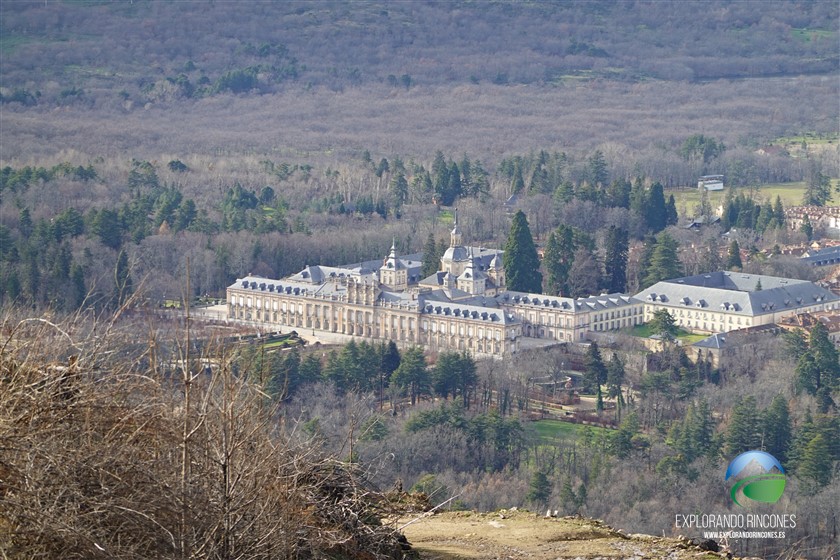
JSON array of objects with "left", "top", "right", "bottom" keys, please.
[
  {"left": 791, "top": 28, "right": 838, "bottom": 43},
  {"left": 667, "top": 181, "right": 839, "bottom": 217},
  {"left": 774, "top": 131, "right": 839, "bottom": 145},
  {"left": 628, "top": 324, "right": 707, "bottom": 345}
]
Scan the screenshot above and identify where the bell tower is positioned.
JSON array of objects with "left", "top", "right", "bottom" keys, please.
[{"left": 450, "top": 208, "right": 462, "bottom": 248}]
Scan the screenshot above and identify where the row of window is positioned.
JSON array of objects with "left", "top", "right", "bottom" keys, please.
[
  {"left": 592, "top": 317, "right": 641, "bottom": 331},
  {"left": 421, "top": 320, "right": 503, "bottom": 340},
  {"left": 592, "top": 307, "right": 643, "bottom": 322}
]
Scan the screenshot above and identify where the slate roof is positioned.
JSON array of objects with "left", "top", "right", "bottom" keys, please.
[
  {"left": 230, "top": 275, "right": 342, "bottom": 297},
  {"left": 421, "top": 300, "right": 518, "bottom": 325},
  {"left": 800, "top": 246, "right": 840, "bottom": 267},
  {"left": 288, "top": 265, "right": 366, "bottom": 284},
  {"left": 442, "top": 246, "right": 469, "bottom": 262},
  {"left": 442, "top": 245, "right": 503, "bottom": 268},
  {"left": 423, "top": 288, "right": 499, "bottom": 308},
  {"left": 286, "top": 253, "right": 425, "bottom": 285},
  {"left": 635, "top": 271, "right": 838, "bottom": 316},
  {"left": 497, "top": 291, "right": 640, "bottom": 312},
  {"left": 693, "top": 333, "right": 727, "bottom": 349}
]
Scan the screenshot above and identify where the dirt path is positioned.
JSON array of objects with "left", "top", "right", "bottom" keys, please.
[{"left": 400, "top": 510, "right": 735, "bottom": 560}]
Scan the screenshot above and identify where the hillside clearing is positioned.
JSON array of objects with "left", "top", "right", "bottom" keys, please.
[{"left": 400, "top": 510, "right": 739, "bottom": 560}]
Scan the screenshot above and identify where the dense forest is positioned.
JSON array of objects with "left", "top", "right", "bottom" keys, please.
[
  {"left": 1, "top": 1, "right": 839, "bottom": 559},
  {"left": 2, "top": 1, "right": 837, "bottom": 98}
]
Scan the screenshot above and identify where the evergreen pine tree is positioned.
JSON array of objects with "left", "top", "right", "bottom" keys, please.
[
  {"left": 725, "top": 240, "right": 742, "bottom": 270},
  {"left": 583, "top": 341, "right": 608, "bottom": 393},
  {"left": 645, "top": 182, "right": 668, "bottom": 232},
  {"left": 773, "top": 195, "right": 785, "bottom": 224},
  {"left": 606, "top": 179, "right": 631, "bottom": 209},
  {"left": 503, "top": 210, "right": 542, "bottom": 293},
  {"left": 421, "top": 233, "right": 438, "bottom": 278},
  {"left": 587, "top": 150, "right": 608, "bottom": 187},
  {"left": 4, "top": 268, "right": 21, "bottom": 304},
  {"left": 762, "top": 395, "right": 792, "bottom": 463},
  {"left": 526, "top": 471, "right": 552, "bottom": 505},
  {"left": 606, "top": 353, "right": 625, "bottom": 400},
  {"left": 390, "top": 171, "right": 409, "bottom": 206},
  {"left": 443, "top": 161, "right": 462, "bottom": 205},
  {"left": 528, "top": 151, "right": 550, "bottom": 193},
  {"left": 391, "top": 347, "right": 430, "bottom": 405},
  {"left": 795, "top": 352, "right": 821, "bottom": 396},
  {"left": 511, "top": 162, "right": 525, "bottom": 194},
  {"left": 798, "top": 434, "right": 832, "bottom": 491},
  {"left": 802, "top": 164, "right": 832, "bottom": 206},
  {"left": 800, "top": 214, "right": 813, "bottom": 241},
  {"left": 811, "top": 321, "right": 840, "bottom": 389},
  {"left": 665, "top": 194, "right": 678, "bottom": 226},
  {"left": 432, "top": 151, "right": 450, "bottom": 204},
  {"left": 543, "top": 225, "right": 576, "bottom": 295},
  {"left": 630, "top": 177, "right": 647, "bottom": 217},
  {"left": 299, "top": 354, "right": 322, "bottom": 385},
  {"left": 543, "top": 231, "right": 562, "bottom": 295},
  {"left": 725, "top": 396, "right": 760, "bottom": 456},
  {"left": 560, "top": 477, "right": 576, "bottom": 513},
  {"left": 459, "top": 154, "right": 473, "bottom": 195},
  {"left": 18, "top": 207, "right": 33, "bottom": 237},
  {"left": 603, "top": 226, "right": 629, "bottom": 293},
  {"left": 756, "top": 201, "right": 774, "bottom": 232},
  {"left": 69, "top": 262, "right": 86, "bottom": 309},
  {"left": 380, "top": 340, "right": 401, "bottom": 377},
  {"left": 642, "top": 232, "right": 681, "bottom": 288}
]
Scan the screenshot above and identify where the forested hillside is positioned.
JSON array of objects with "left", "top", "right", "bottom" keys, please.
[
  {"left": 0, "top": 0, "right": 837, "bottom": 315},
  {"left": 1, "top": 0, "right": 837, "bottom": 102},
  {"left": 1, "top": 3, "right": 839, "bottom": 558}
]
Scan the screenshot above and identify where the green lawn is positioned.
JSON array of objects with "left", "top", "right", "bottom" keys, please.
[
  {"left": 791, "top": 28, "right": 837, "bottom": 43},
  {"left": 0, "top": 35, "right": 33, "bottom": 54},
  {"left": 528, "top": 419, "right": 610, "bottom": 444},
  {"left": 628, "top": 323, "right": 707, "bottom": 345},
  {"left": 679, "top": 333, "right": 710, "bottom": 345},
  {"left": 668, "top": 180, "right": 840, "bottom": 217},
  {"left": 438, "top": 208, "right": 455, "bottom": 225}
]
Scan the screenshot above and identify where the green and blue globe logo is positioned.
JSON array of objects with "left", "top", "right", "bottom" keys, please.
[{"left": 725, "top": 450, "right": 786, "bottom": 507}]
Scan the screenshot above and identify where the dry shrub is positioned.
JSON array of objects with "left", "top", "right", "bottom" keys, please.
[{"left": 0, "top": 312, "right": 410, "bottom": 559}]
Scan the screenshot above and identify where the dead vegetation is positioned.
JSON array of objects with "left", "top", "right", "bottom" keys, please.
[{"left": 0, "top": 312, "right": 411, "bottom": 559}]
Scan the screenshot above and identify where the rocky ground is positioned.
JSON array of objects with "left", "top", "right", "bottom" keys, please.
[{"left": 398, "top": 510, "right": 756, "bottom": 560}]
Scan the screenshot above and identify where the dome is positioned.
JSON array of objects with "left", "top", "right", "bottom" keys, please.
[{"left": 443, "top": 246, "right": 469, "bottom": 262}]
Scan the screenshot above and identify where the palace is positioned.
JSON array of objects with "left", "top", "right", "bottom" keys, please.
[
  {"left": 226, "top": 214, "right": 840, "bottom": 356},
  {"left": 226, "top": 213, "right": 644, "bottom": 357}
]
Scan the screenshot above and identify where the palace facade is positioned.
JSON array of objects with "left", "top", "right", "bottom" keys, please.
[{"left": 226, "top": 215, "right": 644, "bottom": 357}]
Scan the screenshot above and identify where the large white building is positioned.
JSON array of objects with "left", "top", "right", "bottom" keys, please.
[
  {"left": 226, "top": 215, "right": 840, "bottom": 354},
  {"left": 636, "top": 271, "right": 840, "bottom": 333},
  {"left": 226, "top": 215, "right": 643, "bottom": 356}
]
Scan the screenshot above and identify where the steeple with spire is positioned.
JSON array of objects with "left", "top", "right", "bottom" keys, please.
[
  {"left": 450, "top": 208, "right": 462, "bottom": 248},
  {"left": 379, "top": 237, "right": 407, "bottom": 290}
]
